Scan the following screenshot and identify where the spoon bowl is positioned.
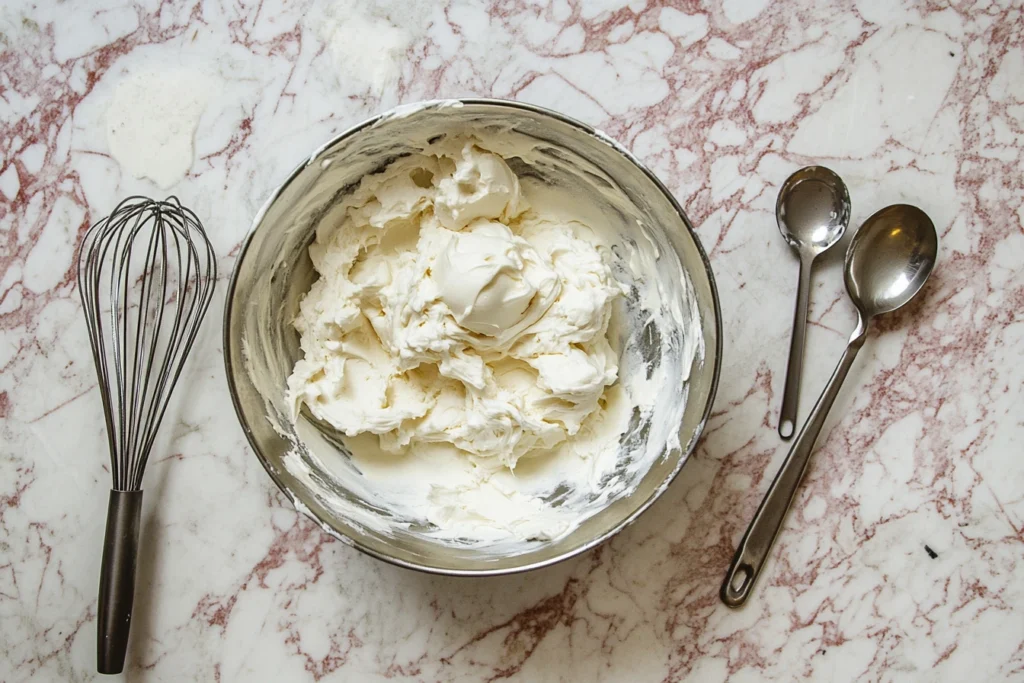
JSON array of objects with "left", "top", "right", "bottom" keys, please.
[
  {"left": 845, "top": 204, "right": 938, "bottom": 318},
  {"left": 777, "top": 166, "right": 851, "bottom": 254}
]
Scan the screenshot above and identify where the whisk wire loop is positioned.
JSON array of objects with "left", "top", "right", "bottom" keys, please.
[{"left": 77, "top": 196, "right": 216, "bottom": 492}]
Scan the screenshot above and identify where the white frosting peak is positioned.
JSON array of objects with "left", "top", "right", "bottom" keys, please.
[
  {"left": 434, "top": 220, "right": 560, "bottom": 339},
  {"left": 434, "top": 142, "right": 524, "bottom": 229}
]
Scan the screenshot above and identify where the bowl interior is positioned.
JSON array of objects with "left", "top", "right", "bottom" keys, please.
[{"left": 225, "top": 100, "right": 721, "bottom": 574}]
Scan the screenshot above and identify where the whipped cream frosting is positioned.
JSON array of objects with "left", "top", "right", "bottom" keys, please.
[
  {"left": 238, "top": 102, "right": 706, "bottom": 553},
  {"left": 285, "top": 140, "right": 629, "bottom": 532}
]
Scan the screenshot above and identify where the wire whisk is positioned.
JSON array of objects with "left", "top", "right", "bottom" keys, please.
[{"left": 77, "top": 196, "right": 216, "bottom": 674}]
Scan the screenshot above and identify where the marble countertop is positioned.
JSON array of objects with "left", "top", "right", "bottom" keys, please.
[{"left": 2, "top": 0, "right": 1022, "bottom": 680}]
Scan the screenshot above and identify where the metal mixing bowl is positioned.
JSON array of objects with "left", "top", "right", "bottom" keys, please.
[{"left": 224, "top": 99, "right": 722, "bottom": 575}]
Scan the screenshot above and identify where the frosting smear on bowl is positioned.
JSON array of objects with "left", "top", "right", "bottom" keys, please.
[{"left": 285, "top": 138, "right": 633, "bottom": 540}]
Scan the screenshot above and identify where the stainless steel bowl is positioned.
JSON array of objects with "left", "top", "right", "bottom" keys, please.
[{"left": 224, "top": 99, "right": 722, "bottom": 575}]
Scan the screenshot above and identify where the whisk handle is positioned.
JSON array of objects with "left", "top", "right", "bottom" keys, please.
[{"left": 97, "top": 489, "right": 143, "bottom": 674}]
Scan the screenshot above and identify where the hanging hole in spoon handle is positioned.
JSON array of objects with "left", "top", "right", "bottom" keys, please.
[{"left": 721, "top": 561, "right": 755, "bottom": 607}]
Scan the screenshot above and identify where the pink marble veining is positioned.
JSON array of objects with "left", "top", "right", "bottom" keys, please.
[{"left": 1, "top": 0, "right": 1022, "bottom": 681}]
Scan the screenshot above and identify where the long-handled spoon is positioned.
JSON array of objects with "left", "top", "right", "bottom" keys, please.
[
  {"left": 776, "top": 167, "right": 851, "bottom": 439},
  {"left": 722, "top": 204, "right": 938, "bottom": 607}
]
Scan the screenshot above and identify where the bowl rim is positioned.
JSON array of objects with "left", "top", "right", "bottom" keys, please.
[{"left": 223, "top": 97, "right": 723, "bottom": 576}]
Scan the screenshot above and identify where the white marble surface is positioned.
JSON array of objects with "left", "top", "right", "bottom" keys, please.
[{"left": 2, "top": 0, "right": 1023, "bottom": 680}]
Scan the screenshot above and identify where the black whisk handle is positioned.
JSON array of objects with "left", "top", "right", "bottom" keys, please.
[{"left": 97, "top": 489, "right": 143, "bottom": 674}]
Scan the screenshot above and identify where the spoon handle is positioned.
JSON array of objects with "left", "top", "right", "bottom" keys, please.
[
  {"left": 779, "top": 256, "right": 814, "bottom": 440},
  {"left": 722, "top": 319, "right": 868, "bottom": 607}
]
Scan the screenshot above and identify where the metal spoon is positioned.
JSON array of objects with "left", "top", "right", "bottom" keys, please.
[
  {"left": 776, "top": 167, "right": 851, "bottom": 439},
  {"left": 722, "top": 204, "right": 938, "bottom": 607}
]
